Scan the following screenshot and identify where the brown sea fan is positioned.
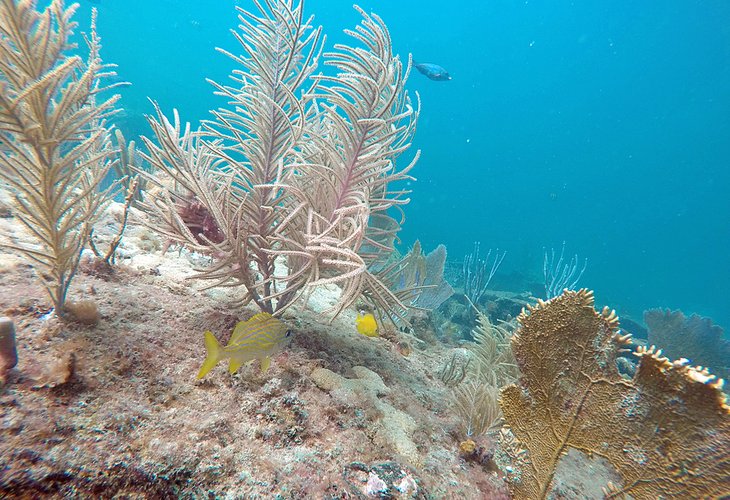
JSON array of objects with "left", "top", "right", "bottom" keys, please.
[{"left": 498, "top": 289, "right": 730, "bottom": 499}]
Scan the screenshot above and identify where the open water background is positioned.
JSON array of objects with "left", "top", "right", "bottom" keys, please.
[{"left": 73, "top": 0, "right": 729, "bottom": 329}]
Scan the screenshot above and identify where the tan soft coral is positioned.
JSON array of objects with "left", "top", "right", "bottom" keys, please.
[{"left": 497, "top": 289, "right": 729, "bottom": 499}]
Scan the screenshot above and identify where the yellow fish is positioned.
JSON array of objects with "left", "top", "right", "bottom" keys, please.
[
  {"left": 197, "top": 312, "right": 292, "bottom": 379},
  {"left": 355, "top": 312, "right": 379, "bottom": 337}
]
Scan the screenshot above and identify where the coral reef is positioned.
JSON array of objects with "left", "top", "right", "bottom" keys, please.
[
  {"left": 430, "top": 290, "right": 529, "bottom": 346},
  {"left": 0, "top": 211, "right": 511, "bottom": 497},
  {"left": 498, "top": 289, "right": 730, "bottom": 499},
  {"left": 479, "top": 290, "right": 532, "bottom": 324},
  {"left": 343, "top": 461, "right": 423, "bottom": 498},
  {"left": 645, "top": 308, "right": 729, "bottom": 380},
  {"left": 2, "top": 2, "right": 724, "bottom": 499}
]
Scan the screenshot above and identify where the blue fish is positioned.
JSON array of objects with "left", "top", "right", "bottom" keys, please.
[{"left": 413, "top": 62, "right": 452, "bottom": 81}]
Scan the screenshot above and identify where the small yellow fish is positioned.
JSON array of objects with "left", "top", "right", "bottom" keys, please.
[
  {"left": 355, "top": 312, "right": 379, "bottom": 338},
  {"left": 197, "top": 312, "right": 292, "bottom": 379}
]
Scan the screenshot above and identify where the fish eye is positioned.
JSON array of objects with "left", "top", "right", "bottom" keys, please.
[{"left": 285, "top": 330, "right": 292, "bottom": 337}]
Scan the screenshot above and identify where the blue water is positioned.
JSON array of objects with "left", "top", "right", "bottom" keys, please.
[{"left": 78, "top": 0, "right": 729, "bottom": 329}]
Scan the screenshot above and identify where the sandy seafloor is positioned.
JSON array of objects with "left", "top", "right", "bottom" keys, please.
[{"left": 0, "top": 199, "right": 619, "bottom": 499}]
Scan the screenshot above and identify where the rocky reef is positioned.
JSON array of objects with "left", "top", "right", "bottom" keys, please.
[{"left": 0, "top": 204, "right": 511, "bottom": 498}]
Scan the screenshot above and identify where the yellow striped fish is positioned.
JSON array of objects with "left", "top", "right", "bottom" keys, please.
[{"left": 196, "top": 313, "right": 292, "bottom": 379}]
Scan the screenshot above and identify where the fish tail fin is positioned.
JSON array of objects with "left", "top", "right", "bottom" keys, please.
[{"left": 197, "top": 331, "right": 222, "bottom": 379}]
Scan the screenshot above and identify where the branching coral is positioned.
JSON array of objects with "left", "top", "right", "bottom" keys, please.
[
  {"left": 137, "top": 0, "right": 419, "bottom": 320},
  {"left": 453, "top": 379, "right": 502, "bottom": 439},
  {"left": 462, "top": 241, "right": 506, "bottom": 305},
  {"left": 498, "top": 289, "right": 729, "bottom": 499},
  {"left": 453, "top": 311, "right": 517, "bottom": 440},
  {"left": 0, "top": 0, "right": 121, "bottom": 315},
  {"left": 469, "top": 312, "right": 518, "bottom": 388}
]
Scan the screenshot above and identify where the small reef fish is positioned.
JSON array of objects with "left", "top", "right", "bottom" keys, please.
[
  {"left": 413, "top": 62, "right": 452, "bottom": 81},
  {"left": 197, "top": 313, "right": 292, "bottom": 379},
  {"left": 356, "top": 312, "right": 379, "bottom": 338}
]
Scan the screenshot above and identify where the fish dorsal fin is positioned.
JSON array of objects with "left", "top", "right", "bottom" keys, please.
[
  {"left": 229, "top": 313, "right": 276, "bottom": 344},
  {"left": 240, "top": 313, "right": 276, "bottom": 338},
  {"left": 248, "top": 312, "right": 274, "bottom": 324},
  {"left": 230, "top": 320, "right": 248, "bottom": 336}
]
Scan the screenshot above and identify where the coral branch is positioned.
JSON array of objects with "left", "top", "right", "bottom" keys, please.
[{"left": 0, "top": 0, "right": 121, "bottom": 315}]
